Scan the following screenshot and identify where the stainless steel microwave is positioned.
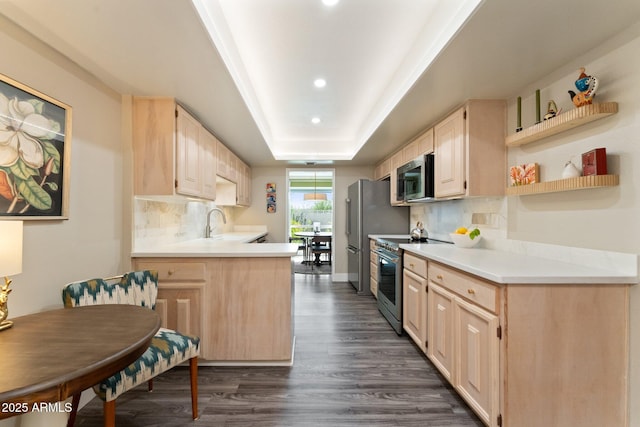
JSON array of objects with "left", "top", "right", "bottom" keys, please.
[{"left": 397, "top": 154, "right": 435, "bottom": 202}]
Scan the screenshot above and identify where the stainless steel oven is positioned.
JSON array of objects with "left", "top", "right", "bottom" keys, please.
[
  {"left": 374, "top": 240, "right": 404, "bottom": 334},
  {"left": 374, "top": 236, "right": 450, "bottom": 335}
]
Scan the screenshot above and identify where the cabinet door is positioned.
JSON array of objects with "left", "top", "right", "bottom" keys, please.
[
  {"left": 403, "top": 128, "right": 434, "bottom": 160},
  {"left": 236, "top": 160, "right": 252, "bottom": 206},
  {"left": 156, "top": 284, "right": 204, "bottom": 338},
  {"left": 370, "top": 252, "right": 379, "bottom": 298},
  {"left": 455, "top": 298, "right": 500, "bottom": 427},
  {"left": 427, "top": 281, "right": 455, "bottom": 381},
  {"left": 403, "top": 269, "right": 427, "bottom": 353},
  {"left": 132, "top": 97, "right": 176, "bottom": 196},
  {"left": 375, "top": 158, "right": 390, "bottom": 180},
  {"left": 417, "top": 127, "right": 434, "bottom": 156},
  {"left": 133, "top": 259, "right": 206, "bottom": 344},
  {"left": 245, "top": 163, "right": 251, "bottom": 205},
  {"left": 216, "top": 141, "right": 231, "bottom": 180},
  {"left": 176, "top": 106, "right": 202, "bottom": 197},
  {"left": 435, "top": 107, "right": 466, "bottom": 198},
  {"left": 200, "top": 129, "right": 217, "bottom": 201},
  {"left": 370, "top": 262, "right": 378, "bottom": 298},
  {"left": 390, "top": 151, "right": 404, "bottom": 205}
]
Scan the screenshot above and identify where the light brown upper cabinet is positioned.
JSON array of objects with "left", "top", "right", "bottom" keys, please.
[
  {"left": 133, "top": 97, "right": 218, "bottom": 201},
  {"left": 403, "top": 127, "right": 434, "bottom": 161},
  {"left": 434, "top": 100, "right": 506, "bottom": 199},
  {"left": 236, "top": 159, "right": 252, "bottom": 207},
  {"left": 216, "top": 141, "right": 252, "bottom": 207}
]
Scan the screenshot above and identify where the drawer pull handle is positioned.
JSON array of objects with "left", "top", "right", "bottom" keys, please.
[
  {"left": 409, "top": 263, "right": 415, "bottom": 268},
  {"left": 437, "top": 274, "right": 443, "bottom": 279},
  {"left": 167, "top": 270, "right": 174, "bottom": 276},
  {"left": 467, "top": 288, "right": 475, "bottom": 295}
]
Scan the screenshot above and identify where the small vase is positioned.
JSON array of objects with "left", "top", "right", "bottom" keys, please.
[{"left": 562, "top": 161, "right": 581, "bottom": 179}]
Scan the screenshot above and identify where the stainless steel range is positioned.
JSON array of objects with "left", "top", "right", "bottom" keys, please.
[{"left": 373, "top": 236, "right": 447, "bottom": 334}]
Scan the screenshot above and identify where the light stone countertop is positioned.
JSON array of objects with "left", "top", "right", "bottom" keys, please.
[
  {"left": 132, "top": 232, "right": 299, "bottom": 258},
  {"left": 399, "top": 242, "right": 638, "bottom": 285}
]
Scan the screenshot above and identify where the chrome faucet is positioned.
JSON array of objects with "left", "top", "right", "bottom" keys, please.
[{"left": 205, "top": 207, "right": 227, "bottom": 238}]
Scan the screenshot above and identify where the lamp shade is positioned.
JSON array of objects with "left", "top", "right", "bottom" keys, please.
[
  {"left": 0, "top": 221, "right": 23, "bottom": 277},
  {"left": 303, "top": 193, "right": 327, "bottom": 201}
]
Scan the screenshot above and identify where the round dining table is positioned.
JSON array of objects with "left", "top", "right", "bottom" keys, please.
[{"left": 0, "top": 304, "right": 160, "bottom": 420}]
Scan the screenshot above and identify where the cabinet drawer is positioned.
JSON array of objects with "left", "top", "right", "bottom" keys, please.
[
  {"left": 370, "top": 261, "right": 378, "bottom": 280},
  {"left": 370, "top": 239, "right": 377, "bottom": 251},
  {"left": 428, "top": 262, "right": 498, "bottom": 313},
  {"left": 134, "top": 260, "right": 207, "bottom": 282},
  {"left": 370, "top": 251, "right": 378, "bottom": 265},
  {"left": 370, "top": 276, "right": 378, "bottom": 299},
  {"left": 404, "top": 253, "right": 427, "bottom": 278}
]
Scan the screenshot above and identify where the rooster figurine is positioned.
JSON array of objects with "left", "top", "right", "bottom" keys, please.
[{"left": 568, "top": 67, "right": 599, "bottom": 107}]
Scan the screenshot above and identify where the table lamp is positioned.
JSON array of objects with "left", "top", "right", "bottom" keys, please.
[{"left": 0, "top": 221, "right": 23, "bottom": 331}]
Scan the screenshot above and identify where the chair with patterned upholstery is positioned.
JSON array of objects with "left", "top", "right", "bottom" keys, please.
[{"left": 61, "top": 270, "right": 200, "bottom": 427}]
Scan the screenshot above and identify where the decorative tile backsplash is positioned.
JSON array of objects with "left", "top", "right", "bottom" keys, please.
[
  {"left": 410, "top": 197, "right": 507, "bottom": 243},
  {"left": 410, "top": 196, "right": 636, "bottom": 273},
  {"left": 133, "top": 197, "right": 233, "bottom": 251}
]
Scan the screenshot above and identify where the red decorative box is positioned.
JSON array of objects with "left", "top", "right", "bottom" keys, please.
[{"left": 582, "top": 148, "right": 607, "bottom": 176}]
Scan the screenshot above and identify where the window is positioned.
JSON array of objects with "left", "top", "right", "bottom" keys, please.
[{"left": 286, "top": 169, "right": 334, "bottom": 241}]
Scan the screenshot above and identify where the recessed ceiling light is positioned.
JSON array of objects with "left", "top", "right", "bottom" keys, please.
[
  {"left": 322, "top": 0, "right": 339, "bottom": 6},
  {"left": 313, "top": 78, "right": 327, "bottom": 88},
  {"left": 311, "top": 117, "right": 321, "bottom": 124}
]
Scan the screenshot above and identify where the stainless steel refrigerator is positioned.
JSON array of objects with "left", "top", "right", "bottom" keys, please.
[{"left": 346, "top": 179, "right": 409, "bottom": 294}]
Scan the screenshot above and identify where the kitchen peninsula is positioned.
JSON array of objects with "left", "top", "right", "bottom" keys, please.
[{"left": 132, "top": 232, "right": 299, "bottom": 364}]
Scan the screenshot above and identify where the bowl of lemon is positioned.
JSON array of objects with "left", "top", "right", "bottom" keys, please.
[{"left": 449, "top": 227, "right": 482, "bottom": 248}]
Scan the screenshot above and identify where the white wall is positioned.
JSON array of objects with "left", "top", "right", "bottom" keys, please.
[
  {"left": 235, "top": 166, "right": 290, "bottom": 242},
  {"left": 506, "top": 22, "right": 640, "bottom": 426},
  {"left": 0, "top": 16, "right": 127, "bottom": 313},
  {"left": 506, "top": 24, "right": 640, "bottom": 253},
  {"left": 0, "top": 14, "right": 128, "bottom": 427}
]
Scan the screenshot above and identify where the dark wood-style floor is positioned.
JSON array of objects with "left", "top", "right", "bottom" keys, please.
[{"left": 75, "top": 274, "right": 484, "bottom": 426}]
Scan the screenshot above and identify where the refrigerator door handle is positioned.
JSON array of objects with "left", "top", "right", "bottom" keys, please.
[
  {"left": 345, "top": 198, "right": 351, "bottom": 235},
  {"left": 347, "top": 246, "right": 358, "bottom": 254}
]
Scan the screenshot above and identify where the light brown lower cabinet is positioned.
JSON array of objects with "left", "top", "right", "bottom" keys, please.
[
  {"left": 370, "top": 253, "right": 378, "bottom": 298},
  {"left": 369, "top": 240, "right": 378, "bottom": 298},
  {"left": 410, "top": 255, "right": 631, "bottom": 427},
  {"left": 403, "top": 253, "right": 428, "bottom": 353},
  {"left": 133, "top": 256, "right": 294, "bottom": 362}
]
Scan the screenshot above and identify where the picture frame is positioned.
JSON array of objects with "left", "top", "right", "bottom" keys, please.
[
  {"left": 0, "top": 73, "right": 71, "bottom": 219},
  {"left": 266, "top": 182, "right": 276, "bottom": 213},
  {"left": 509, "top": 163, "right": 539, "bottom": 186}
]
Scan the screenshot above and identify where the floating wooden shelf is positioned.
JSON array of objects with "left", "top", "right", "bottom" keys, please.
[
  {"left": 505, "top": 102, "right": 618, "bottom": 147},
  {"left": 505, "top": 174, "right": 619, "bottom": 196}
]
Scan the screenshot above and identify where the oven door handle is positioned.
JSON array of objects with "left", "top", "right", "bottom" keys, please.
[{"left": 374, "top": 249, "right": 399, "bottom": 264}]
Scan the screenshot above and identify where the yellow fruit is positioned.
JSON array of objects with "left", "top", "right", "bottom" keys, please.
[{"left": 455, "top": 227, "right": 468, "bottom": 234}]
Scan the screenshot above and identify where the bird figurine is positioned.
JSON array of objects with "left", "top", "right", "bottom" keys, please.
[{"left": 568, "top": 67, "right": 599, "bottom": 107}]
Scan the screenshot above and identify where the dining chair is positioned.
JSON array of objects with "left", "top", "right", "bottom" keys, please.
[
  {"left": 311, "top": 235, "right": 332, "bottom": 266},
  {"left": 61, "top": 270, "right": 200, "bottom": 427}
]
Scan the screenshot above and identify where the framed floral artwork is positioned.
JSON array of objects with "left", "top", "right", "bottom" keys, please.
[
  {"left": 509, "top": 163, "right": 539, "bottom": 186},
  {"left": 0, "top": 73, "right": 71, "bottom": 219}
]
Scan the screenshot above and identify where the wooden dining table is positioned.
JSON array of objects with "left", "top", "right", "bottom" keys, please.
[{"left": 0, "top": 305, "right": 160, "bottom": 420}]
